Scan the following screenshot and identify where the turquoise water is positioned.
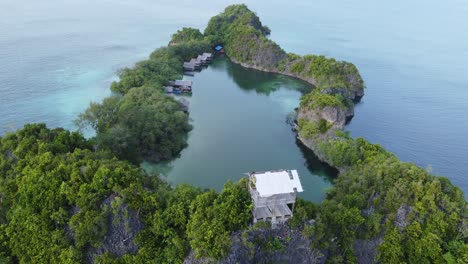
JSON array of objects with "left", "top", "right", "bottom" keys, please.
[{"left": 1, "top": 0, "right": 467, "bottom": 196}]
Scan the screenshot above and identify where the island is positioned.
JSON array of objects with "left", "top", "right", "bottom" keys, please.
[{"left": 0, "top": 4, "right": 465, "bottom": 264}]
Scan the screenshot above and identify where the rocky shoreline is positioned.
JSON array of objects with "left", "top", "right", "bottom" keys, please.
[{"left": 229, "top": 56, "right": 363, "bottom": 172}]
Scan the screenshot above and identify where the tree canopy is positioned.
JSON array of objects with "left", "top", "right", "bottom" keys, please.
[
  {"left": 169, "top": 27, "right": 204, "bottom": 45},
  {"left": 1, "top": 4, "right": 465, "bottom": 263},
  {"left": 77, "top": 39, "right": 211, "bottom": 164},
  {"left": 0, "top": 124, "right": 252, "bottom": 263}
]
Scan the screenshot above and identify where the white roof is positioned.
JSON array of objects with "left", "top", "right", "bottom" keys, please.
[{"left": 252, "top": 170, "right": 303, "bottom": 196}]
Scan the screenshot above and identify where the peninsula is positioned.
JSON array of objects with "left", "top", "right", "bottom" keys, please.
[{"left": 0, "top": 4, "right": 465, "bottom": 264}]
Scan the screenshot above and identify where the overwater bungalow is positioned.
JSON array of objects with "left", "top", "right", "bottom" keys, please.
[{"left": 168, "top": 80, "right": 193, "bottom": 93}]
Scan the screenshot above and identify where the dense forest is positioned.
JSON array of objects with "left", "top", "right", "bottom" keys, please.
[
  {"left": 0, "top": 124, "right": 253, "bottom": 263},
  {"left": 207, "top": 5, "right": 466, "bottom": 263},
  {"left": 76, "top": 38, "right": 211, "bottom": 164},
  {"left": 0, "top": 4, "right": 466, "bottom": 264}
]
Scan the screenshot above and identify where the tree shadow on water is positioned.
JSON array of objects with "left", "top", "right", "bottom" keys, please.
[
  {"left": 212, "top": 57, "right": 312, "bottom": 95},
  {"left": 296, "top": 138, "right": 338, "bottom": 184}
]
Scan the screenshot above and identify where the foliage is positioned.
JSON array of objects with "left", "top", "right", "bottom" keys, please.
[
  {"left": 109, "top": 40, "right": 210, "bottom": 95},
  {"left": 78, "top": 86, "right": 192, "bottom": 164},
  {"left": 204, "top": 4, "right": 269, "bottom": 45},
  {"left": 300, "top": 89, "right": 346, "bottom": 110},
  {"left": 75, "top": 96, "right": 121, "bottom": 134},
  {"left": 169, "top": 27, "right": 204, "bottom": 45},
  {"left": 153, "top": 39, "right": 212, "bottom": 63},
  {"left": 298, "top": 118, "right": 332, "bottom": 139},
  {"left": 280, "top": 54, "right": 364, "bottom": 91},
  {"left": 288, "top": 198, "right": 318, "bottom": 229},
  {"left": 301, "top": 118, "right": 466, "bottom": 261},
  {"left": 110, "top": 58, "right": 181, "bottom": 95},
  {"left": 187, "top": 179, "right": 252, "bottom": 259},
  {"left": 307, "top": 137, "right": 467, "bottom": 262},
  {"left": 2, "top": 5, "right": 466, "bottom": 264},
  {"left": 77, "top": 40, "right": 211, "bottom": 163},
  {"left": 204, "top": 4, "right": 286, "bottom": 68},
  {"left": 0, "top": 124, "right": 142, "bottom": 263},
  {"left": 204, "top": 4, "right": 363, "bottom": 91},
  {"left": 0, "top": 124, "right": 252, "bottom": 263},
  {"left": 306, "top": 55, "right": 362, "bottom": 89}
]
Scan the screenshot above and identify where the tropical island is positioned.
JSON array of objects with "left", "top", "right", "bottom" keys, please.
[{"left": 0, "top": 4, "right": 466, "bottom": 264}]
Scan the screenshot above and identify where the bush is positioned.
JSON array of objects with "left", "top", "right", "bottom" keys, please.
[
  {"left": 170, "top": 27, "right": 204, "bottom": 45},
  {"left": 300, "top": 90, "right": 346, "bottom": 110}
]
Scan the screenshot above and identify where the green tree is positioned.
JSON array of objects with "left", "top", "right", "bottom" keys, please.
[{"left": 170, "top": 27, "right": 204, "bottom": 45}]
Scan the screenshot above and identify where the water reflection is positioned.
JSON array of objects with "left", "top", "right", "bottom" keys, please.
[
  {"left": 212, "top": 56, "right": 312, "bottom": 95},
  {"left": 145, "top": 57, "right": 334, "bottom": 201},
  {"left": 295, "top": 138, "right": 338, "bottom": 184}
]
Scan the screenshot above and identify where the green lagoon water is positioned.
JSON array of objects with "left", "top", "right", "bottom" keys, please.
[{"left": 143, "top": 57, "right": 336, "bottom": 202}]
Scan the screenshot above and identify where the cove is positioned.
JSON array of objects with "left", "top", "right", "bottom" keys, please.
[{"left": 143, "top": 57, "right": 337, "bottom": 202}]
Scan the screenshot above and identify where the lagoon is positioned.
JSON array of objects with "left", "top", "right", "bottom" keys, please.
[{"left": 143, "top": 57, "right": 336, "bottom": 202}]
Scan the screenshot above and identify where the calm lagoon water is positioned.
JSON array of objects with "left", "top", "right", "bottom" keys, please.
[
  {"left": 1, "top": 0, "right": 467, "bottom": 198},
  {"left": 143, "top": 58, "right": 336, "bottom": 201}
]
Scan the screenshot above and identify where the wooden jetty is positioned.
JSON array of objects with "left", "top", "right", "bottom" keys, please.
[
  {"left": 202, "top": 52, "right": 213, "bottom": 61},
  {"left": 183, "top": 71, "right": 195, "bottom": 76},
  {"left": 196, "top": 55, "right": 207, "bottom": 65},
  {"left": 183, "top": 60, "right": 201, "bottom": 71},
  {"left": 183, "top": 52, "right": 213, "bottom": 71},
  {"left": 190, "top": 58, "right": 202, "bottom": 68},
  {"left": 183, "top": 62, "right": 197, "bottom": 71},
  {"left": 170, "top": 52, "right": 214, "bottom": 95}
]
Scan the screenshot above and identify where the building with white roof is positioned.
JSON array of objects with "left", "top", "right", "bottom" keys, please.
[{"left": 248, "top": 169, "right": 303, "bottom": 226}]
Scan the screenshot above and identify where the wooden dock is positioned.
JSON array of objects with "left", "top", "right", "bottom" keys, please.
[
  {"left": 183, "top": 52, "right": 213, "bottom": 71},
  {"left": 183, "top": 62, "right": 197, "bottom": 71},
  {"left": 165, "top": 52, "right": 215, "bottom": 114}
]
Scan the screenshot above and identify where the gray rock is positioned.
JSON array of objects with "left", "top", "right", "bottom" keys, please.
[
  {"left": 67, "top": 193, "right": 144, "bottom": 263},
  {"left": 354, "top": 237, "right": 384, "bottom": 264},
  {"left": 394, "top": 204, "right": 413, "bottom": 229}
]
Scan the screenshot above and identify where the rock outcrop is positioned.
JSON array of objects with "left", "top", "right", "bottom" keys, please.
[
  {"left": 66, "top": 193, "right": 143, "bottom": 263},
  {"left": 185, "top": 224, "right": 324, "bottom": 264},
  {"left": 86, "top": 194, "right": 143, "bottom": 263}
]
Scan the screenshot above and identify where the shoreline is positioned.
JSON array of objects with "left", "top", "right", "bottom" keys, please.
[{"left": 227, "top": 55, "right": 360, "bottom": 172}]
